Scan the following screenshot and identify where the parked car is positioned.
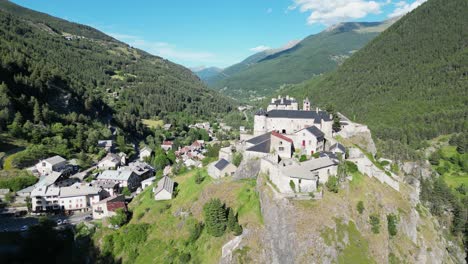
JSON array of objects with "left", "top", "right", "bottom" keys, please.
[
  {"left": 62, "top": 219, "right": 68, "bottom": 224},
  {"left": 56, "top": 219, "right": 63, "bottom": 225},
  {"left": 20, "top": 225, "right": 28, "bottom": 231},
  {"left": 85, "top": 216, "right": 93, "bottom": 221}
]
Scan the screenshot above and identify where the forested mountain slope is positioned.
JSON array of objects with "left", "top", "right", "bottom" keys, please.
[
  {"left": 284, "top": 0, "right": 467, "bottom": 159},
  {"left": 0, "top": 0, "right": 234, "bottom": 136},
  {"left": 207, "top": 20, "right": 395, "bottom": 101},
  {"left": 192, "top": 66, "right": 222, "bottom": 81}
]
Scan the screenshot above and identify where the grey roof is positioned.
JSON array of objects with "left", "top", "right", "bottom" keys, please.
[
  {"left": 214, "top": 159, "right": 230, "bottom": 171},
  {"left": 59, "top": 183, "right": 100, "bottom": 198},
  {"left": 94, "top": 181, "right": 119, "bottom": 188},
  {"left": 266, "top": 110, "right": 332, "bottom": 121},
  {"left": 246, "top": 132, "right": 271, "bottom": 145},
  {"left": 154, "top": 176, "right": 174, "bottom": 195},
  {"left": 98, "top": 170, "right": 135, "bottom": 181},
  {"left": 246, "top": 140, "right": 271, "bottom": 153},
  {"left": 17, "top": 185, "right": 36, "bottom": 194},
  {"left": 330, "top": 143, "right": 346, "bottom": 153},
  {"left": 305, "top": 126, "right": 325, "bottom": 140},
  {"left": 37, "top": 171, "right": 63, "bottom": 186},
  {"left": 141, "top": 176, "right": 156, "bottom": 184},
  {"left": 44, "top": 155, "right": 66, "bottom": 166},
  {"left": 282, "top": 157, "right": 338, "bottom": 180}
]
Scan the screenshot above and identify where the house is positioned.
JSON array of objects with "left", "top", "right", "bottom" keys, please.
[
  {"left": 141, "top": 176, "right": 156, "bottom": 189},
  {"left": 184, "top": 158, "right": 202, "bottom": 168},
  {"left": 208, "top": 159, "right": 237, "bottom": 179},
  {"left": 219, "top": 146, "right": 234, "bottom": 162},
  {"left": 293, "top": 125, "right": 326, "bottom": 155},
  {"left": 94, "top": 181, "right": 119, "bottom": 197},
  {"left": 153, "top": 176, "right": 174, "bottom": 200},
  {"left": 97, "top": 153, "right": 121, "bottom": 170},
  {"left": 92, "top": 195, "right": 127, "bottom": 220},
  {"left": 163, "top": 124, "right": 172, "bottom": 130},
  {"left": 17, "top": 185, "right": 36, "bottom": 197},
  {"left": 330, "top": 143, "right": 346, "bottom": 155},
  {"left": 271, "top": 131, "right": 294, "bottom": 159},
  {"left": 139, "top": 146, "right": 153, "bottom": 161},
  {"left": 98, "top": 140, "right": 114, "bottom": 152},
  {"left": 35, "top": 155, "right": 67, "bottom": 176},
  {"left": 59, "top": 183, "right": 102, "bottom": 212},
  {"left": 126, "top": 160, "right": 154, "bottom": 179},
  {"left": 161, "top": 141, "right": 173, "bottom": 151},
  {"left": 118, "top": 152, "right": 127, "bottom": 165},
  {"left": 97, "top": 170, "right": 140, "bottom": 191},
  {"left": 31, "top": 184, "right": 61, "bottom": 212}
]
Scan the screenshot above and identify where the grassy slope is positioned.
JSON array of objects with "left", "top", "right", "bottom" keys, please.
[{"left": 95, "top": 169, "right": 263, "bottom": 263}]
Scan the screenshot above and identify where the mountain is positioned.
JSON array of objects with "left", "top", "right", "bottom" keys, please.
[
  {"left": 206, "top": 20, "right": 396, "bottom": 101},
  {"left": 283, "top": 0, "right": 468, "bottom": 159},
  {"left": 0, "top": 0, "right": 234, "bottom": 137},
  {"left": 192, "top": 66, "right": 222, "bottom": 81}
]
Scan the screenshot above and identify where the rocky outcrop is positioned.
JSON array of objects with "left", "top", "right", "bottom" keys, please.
[
  {"left": 257, "top": 175, "right": 299, "bottom": 263},
  {"left": 234, "top": 158, "right": 261, "bottom": 180},
  {"left": 337, "top": 113, "right": 377, "bottom": 155}
]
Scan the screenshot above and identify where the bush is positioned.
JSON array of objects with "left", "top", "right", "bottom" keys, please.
[
  {"left": 369, "top": 214, "right": 380, "bottom": 234},
  {"left": 299, "top": 155, "right": 308, "bottom": 162},
  {"left": 194, "top": 170, "right": 204, "bottom": 184},
  {"left": 232, "top": 152, "right": 243, "bottom": 167},
  {"left": 121, "top": 187, "right": 131, "bottom": 196},
  {"left": 109, "top": 208, "right": 128, "bottom": 227},
  {"left": 325, "top": 176, "right": 339, "bottom": 193},
  {"left": 387, "top": 214, "right": 398, "bottom": 237},
  {"left": 357, "top": 201, "right": 365, "bottom": 214},
  {"left": 227, "top": 208, "right": 243, "bottom": 236},
  {"left": 345, "top": 161, "right": 358, "bottom": 173},
  {"left": 0, "top": 171, "right": 38, "bottom": 191},
  {"left": 188, "top": 221, "right": 203, "bottom": 243},
  {"left": 289, "top": 180, "right": 296, "bottom": 192}
]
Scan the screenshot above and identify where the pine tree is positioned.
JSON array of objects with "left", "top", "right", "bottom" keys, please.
[
  {"left": 227, "top": 208, "right": 243, "bottom": 236},
  {"left": 203, "top": 198, "right": 227, "bottom": 237},
  {"left": 33, "top": 99, "right": 41, "bottom": 124}
]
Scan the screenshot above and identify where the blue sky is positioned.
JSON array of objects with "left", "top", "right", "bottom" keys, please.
[{"left": 12, "top": 0, "right": 426, "bottom": 68}]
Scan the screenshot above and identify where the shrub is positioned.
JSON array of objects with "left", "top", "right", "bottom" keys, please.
[
  {"left": 299, "top": 155, "right": 308, "bottom": 162},
  {"left": 121, "top": 187, "right": 131, "bottom": 196},
  {"left": 227, "top": 208, "right": 243, "bottom": 236},
  {"left": 194, "top": 170, "right": 204, "bottom": 184},
  {"left": 109, "top": 208, "right": 128, "bottom": 227},
  {"left": 289, "top": 180, "right": 296, "bottom": 192},
  {"left": 369, "top": 214, "right": 380, "bottom": 234},
  {"left": 188, "top": 221, "right": 203, "bottom": 243},
  {"left": 325, "top": 176, "right": 339, "bottom": 193},
  {"left": 387, "top": 214, "right": 398, "bottom": 237},
  {"left": 345, "top": 161, "right": 358, "bottom": 173},
  {"left": 232, "top": 152, "right": 243, "bottom": 167},
  {"left": 357, "top": 201, "right": 365, "bottom": 214}
]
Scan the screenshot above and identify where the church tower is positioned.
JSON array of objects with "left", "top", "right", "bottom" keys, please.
[
  {"left": 253, "top": 109, "right": 268, "bottom": 135},
  {"left": 303, "top": 97, "right": 311, "bottom": 111}
]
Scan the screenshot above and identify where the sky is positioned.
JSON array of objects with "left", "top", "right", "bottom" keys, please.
[{"left": 12, "top": 0, "right": 426, "bottom": 69}]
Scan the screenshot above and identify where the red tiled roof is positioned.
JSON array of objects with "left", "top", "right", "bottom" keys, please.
[
  {"left": 162, "top": 141, "right": 173, "bottom": 145},
  {"left": 272, "top": 131, "right": 293, "bottom": 143},
  {"left": 107, "top": 201, "right": 126, "bottom": 212}
]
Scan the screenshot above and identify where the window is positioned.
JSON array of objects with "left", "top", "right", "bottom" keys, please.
[
  {"left": 279, "top": 147, "right": 284, "bottom": 151},
  {"left": 309, "top": 140, "right": 312, "bottom": 145}
]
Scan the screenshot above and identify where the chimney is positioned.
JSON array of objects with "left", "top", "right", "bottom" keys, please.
[
  {"left": 278, "top": 95, "right": 281, "bottom": 99},
  {"left": 286, "top": 95, "right": 289, "bottom": 100},
  {"left": 330, "top": 114, "right": 333, "bottom": 119},
  {"left": 271, "top": 98, "right": 275, "bottom": 103},
  {"left": 281, "top": 98, "right": 284, "bottom": 104},
  {"left": 316, "top": 107, "right": 318, "bottom": 113}
]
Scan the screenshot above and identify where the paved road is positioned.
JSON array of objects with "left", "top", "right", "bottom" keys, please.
[{"left": 0, "top": 211, "right": 92, "bottom": 232}]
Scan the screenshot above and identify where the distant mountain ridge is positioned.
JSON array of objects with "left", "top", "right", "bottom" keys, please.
[
  {"left": 192, "top": 66, "right": 223, "bottom": 81},
  {"left": 205, "top": 19, "right": 396, "bottom": 101},
  {"left": 283, "top": 0, "right": 468, "bottom": 159}
]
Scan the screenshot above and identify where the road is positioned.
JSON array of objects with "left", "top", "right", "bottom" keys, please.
[{"left": 0, "top": 211, "right": 92, "bottom": 232}]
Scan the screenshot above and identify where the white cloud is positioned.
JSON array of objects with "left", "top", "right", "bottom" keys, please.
[
  {"left": 289, "top": 0, "right": 382, "bottom": 25},
  {"left": 267, "top": 8, "right": 273, "bottom": 13},
  {"left": 388, "top": 0, "right": 427, "bottom": 18},
  {"left": 107, "top": 32, "right": 216, "bottom": 63},
  {"left": 250, "top": 45, "right": 272, "bottom": 52}
]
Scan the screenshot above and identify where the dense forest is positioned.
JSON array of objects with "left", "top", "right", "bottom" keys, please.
[
  {"left": 284, "top": 0, "right": 467, "bottom": 159},
  {"left": 0, "top": 0, "right": 235, "bottom": 159},
  {"left": 207, "top": 20, "right": 395, "bottom": 101}
]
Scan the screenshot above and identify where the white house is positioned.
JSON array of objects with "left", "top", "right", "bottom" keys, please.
[
  {"left": 141, "top": 176, "right": 156, "bottom": 189},
  {"left": 97, "top": 170, "right": 140, "bottom": 191},
  {"left": 266, "top": 95, "right": 299, "bottom": 111},
  {"left": 153, "top": 176, "right": 174, "bottom": 200},
  {"left": 31, "top": 184, "right": 60, "bottom": 212},
  {"left": 293, "top": 125, "right": 325, "bottom": 155},
  {"left": 98, "top": 140, "right": 114, "bottom": 152},
  {"left": 161, "top": 141, "right": 173, "bottom": 151},
  {"left": 92, "top": 195, "right": 126, "bottom": 220},
  {"left": 59, "top": 183, "right": 102, "bottom": 212},
  {"left": 93, "top": 181, "right": 119, "bottom": 197},
  {"left": 208, "top": 159, "right": 237, "bottom": 179},
  {"left": 139, "top": 146, "right": 153, "bottom": 161},
  {"left": 35, "top": 155, "right": 67, "bottom": 176},
  {"left": 97, "top": 153, "right": 122, "bottom": 170}
]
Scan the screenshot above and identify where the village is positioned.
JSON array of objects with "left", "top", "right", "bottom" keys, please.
[{"left": 0, "top": 95, "right": 400, "bottom": 231}]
